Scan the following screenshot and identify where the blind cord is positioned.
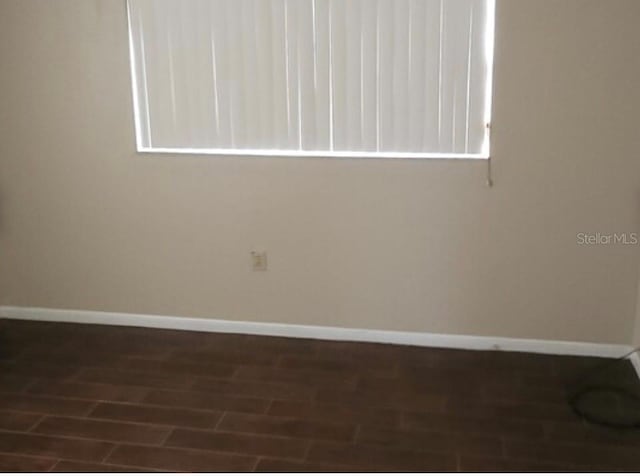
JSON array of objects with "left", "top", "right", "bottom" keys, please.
[{"left": 486, "top": 156, "right": 494, "bottom": 187}]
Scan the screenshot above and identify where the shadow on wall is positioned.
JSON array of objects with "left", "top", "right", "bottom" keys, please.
[
  {"left": 0, "top": 189, "right": 4, "bottom": 357},
  {"left": 0, "top": 188, "right": 4, "bottom": 234}
]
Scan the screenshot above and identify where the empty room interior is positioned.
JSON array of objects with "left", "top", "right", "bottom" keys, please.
[{"left": 1, "top": 0, "right": 640, "bottom": 473}]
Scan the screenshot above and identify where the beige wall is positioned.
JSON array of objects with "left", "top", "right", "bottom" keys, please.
[
  {"left": 635, "top": 266, "right": 640, "bottom": 347},
  {"left": 635, "top": 294, "right": 640, "bottom": 347},
  {"left": 1, "top": 0, "right": 639, "bottom": 344}
]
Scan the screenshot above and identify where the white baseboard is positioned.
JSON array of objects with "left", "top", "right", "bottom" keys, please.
[
  {"left": 630, "top": 351, "right": 640, "bottom": 380},
  {"left": 0, "top": 305, "right": 634, "bottom": 360}
]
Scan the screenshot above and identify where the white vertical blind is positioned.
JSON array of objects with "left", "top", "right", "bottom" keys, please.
[{"left": 127, "top": 0, "right": 495, "bottom": 158}]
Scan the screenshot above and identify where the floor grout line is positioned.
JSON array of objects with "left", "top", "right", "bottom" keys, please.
[
  {"left": 47, "top": 458, "right": 61, "bottom": 473},
  {"left": 158, "top": 426, "right": 176, "bottom": 447},
  {"left": 0, "top": 412, "right": 220, "bottom": 434},
  {"left": 352, "top": 424, "right": 361, "bottom": 444},
  {"left": 264, "top": 398, "right": 274, "bottom": 416},
  {"left": 83, "top": 400, "right": 100, "bottom": 417},
  {"left": 48, "top": 457, "right": 169, "bottom": 473},
  {"left": 2, "top": 427, "right": 340, "bottom": 457},
  {"left": 213, "top": 411, "right": 226, "bottom": 431},
  {"left": 302, "top": 439, "right": 313, "bottom": 461},
  {"left": 100, "top": 443, "right": 119, "bottom": 464},
  {"left": 251, "top": 456, "right": 262, "bottom": 472},
  {"left": 25, "top": 414, "right": 47, "bottom": 433}
]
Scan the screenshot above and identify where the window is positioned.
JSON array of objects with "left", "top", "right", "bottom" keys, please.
[{"left": 127, "top": 0, "right": 495, "bottom": 159}]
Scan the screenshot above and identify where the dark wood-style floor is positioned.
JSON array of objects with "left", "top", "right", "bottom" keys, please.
[{"left": 0, "top": 319, "right": 638, "bottom": 472}]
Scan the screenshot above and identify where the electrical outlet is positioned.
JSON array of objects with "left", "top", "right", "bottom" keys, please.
[{"left": 251, "top": 251, "right": 267, "bottom": 271}]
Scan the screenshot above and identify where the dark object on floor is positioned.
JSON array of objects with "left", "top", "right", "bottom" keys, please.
[{"left": 568, "top": 348, "right": 640, "bottom": 429}]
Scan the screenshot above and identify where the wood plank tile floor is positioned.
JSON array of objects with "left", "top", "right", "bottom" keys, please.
[{"left": 0, "top": 319, "right": 638, "bottom": 472}]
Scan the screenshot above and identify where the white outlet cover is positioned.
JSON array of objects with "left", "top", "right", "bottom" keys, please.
[{"left": 251, "top": 251, "right": 267, "bottom": 271}]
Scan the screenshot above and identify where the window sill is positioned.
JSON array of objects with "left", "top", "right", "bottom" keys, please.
[{"left": 136, "top": 147, "right": 490, "bottom": 161}]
